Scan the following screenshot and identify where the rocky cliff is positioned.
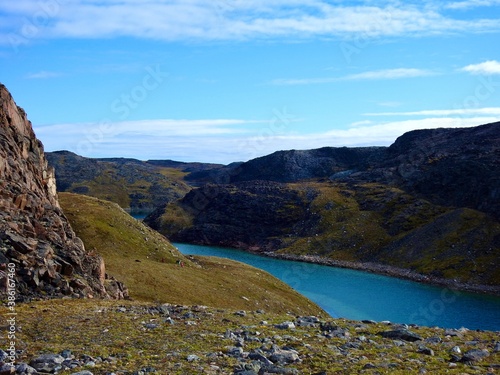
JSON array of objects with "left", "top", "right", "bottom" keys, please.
[
  {"left": 0, "top": 84, "right": 127, "bottom": 300},
  {"left": 193, "top": 122, "right": 499, "bottom": 219}
]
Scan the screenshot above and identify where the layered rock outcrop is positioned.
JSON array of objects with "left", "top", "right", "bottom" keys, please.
[{"left": 0, "top": 83, "right": 127, "bottom": 300}]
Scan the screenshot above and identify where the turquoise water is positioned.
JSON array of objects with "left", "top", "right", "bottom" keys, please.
[{"left": 174, "top": 243, "right": 500, "bottom": 331}]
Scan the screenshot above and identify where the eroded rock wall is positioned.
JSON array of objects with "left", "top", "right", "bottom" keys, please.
[{"left": 0, "top": 83, "right": 127, "bottom": 300}]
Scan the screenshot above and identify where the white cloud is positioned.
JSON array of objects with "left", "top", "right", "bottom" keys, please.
[
  {"left": 271, "top": 68, "right": 435, "bottom": 85},
  {"left": 1, "top": 1, "right": 500, "bottom": 44},
  {"left": 344, "top": 68, "right": 435, "bottom": 80},
  {"left": 460, "top": 60, "right": 500, "bottom": 75},
  {"left": 364, "top": 107, "right": 500, "bottom": 116},
  {"left": 25, "top": 71, "right": 64, "bottom": 79},
  {"left": 445, "top": 0, "right": 500, "bottom": 10},
  {"left": 34, "top": 116, "right": 500, "bottom": 164}
]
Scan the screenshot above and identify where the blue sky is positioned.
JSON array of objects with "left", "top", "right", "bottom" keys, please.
[{"left": 1, "top": 1, "right": 500, "bottom": 163}]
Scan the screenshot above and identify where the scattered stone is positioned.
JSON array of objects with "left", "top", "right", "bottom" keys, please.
[
  {"left": 378, "top": 329, "right": 423, "bottom": 342},
  {"left": 235, "top": 311, "right": 247, "bottom": 317},
  {"left": 70, "top": 372, "right": 94, "bottom": 375},
  {"left": 14, "top": 363, "right": 37, "bottom": 374},
  {"left": 0, "top": 364, "right": 15, "bottom": 375},
  {"left": 296, "top": 316, "right": 319, "bottom": 327},
  {"left": 275, "top": 322, "right": 295, "bottom": 330},
  {"left": 186, "top": 354, "right": 200, "bottom": 362},
  {"left": 460, "top": 349, "right": 490, "bottom": 363},
  {"left": 450, "top": 346, "right": 461, "bottom": 354},
  {"left": 494, "top": 342, "right": 500, "bottom": 352},
  {"left": 29, "top": 354, "right": 65, "bottom": 373},
  {"left": 417, "top": 345, "right": 434, "bottom": 356},
  {"left": 269, "top": 349, "right": 300, "bottom": 364}
]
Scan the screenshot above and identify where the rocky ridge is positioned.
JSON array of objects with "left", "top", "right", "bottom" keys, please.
[{"left": 0, "top": 84, "right": 127, "bottom": 300}]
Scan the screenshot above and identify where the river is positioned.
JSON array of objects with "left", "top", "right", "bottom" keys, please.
[{"left": 174, "top": 242, "right": 500, "bottom": 331}]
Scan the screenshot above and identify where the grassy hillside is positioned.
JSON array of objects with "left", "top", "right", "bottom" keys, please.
[
  {"left": 47, "top": 151, "right": 192, "bottom": 214},
  {"left": 58, "top": 193, "right": 323, "bottom": 315}
]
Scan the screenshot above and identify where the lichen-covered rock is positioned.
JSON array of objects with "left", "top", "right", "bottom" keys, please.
[{"left": 0, "top": 83, "right": 127, "bottom": 300}]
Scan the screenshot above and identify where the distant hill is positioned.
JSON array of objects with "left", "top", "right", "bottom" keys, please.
[
  {"left": 145, "top": 123, "right": 500, "bottom": 292},
  {"left": 189, "top": 122, "right": 500, "bottom": 220},
  {"left": 46, "top": 151, "right": 193, "bottom": 214}
]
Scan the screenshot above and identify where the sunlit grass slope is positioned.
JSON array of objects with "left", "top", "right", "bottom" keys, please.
[{"left": 59, "top": 192, "right": 323, "bottom": 316}]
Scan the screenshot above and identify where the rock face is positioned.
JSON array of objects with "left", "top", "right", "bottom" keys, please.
[
  {"left": 146, "top": 181, "right": 314, "bottom": 250},
  {"left": 0, "top": 83, "right": 127, "bottom": 300},
  {"left": 193, "top": 122, "right": 500, "bottom": 219}
]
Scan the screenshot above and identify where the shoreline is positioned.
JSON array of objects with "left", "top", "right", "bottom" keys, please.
[{"left": 260, "top": 251, "right": 500, "bottom": 297}]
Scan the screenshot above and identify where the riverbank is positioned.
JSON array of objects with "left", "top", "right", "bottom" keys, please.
[{"left": 262, "top": 252, "right": 500, "bottom": 297}]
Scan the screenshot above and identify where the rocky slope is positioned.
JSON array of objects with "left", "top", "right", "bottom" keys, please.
[
  {"left": 195, "top": 122, "right": 500, "bottom": 220},
  {"left": 0, "top": 84, "right": 126, "bottom": 300},
  {"left": 145, "top": 123, "right": 500, "bottom": 292},
  {"left": 1, "top": 299, "right": 499, "bottom": 374}
]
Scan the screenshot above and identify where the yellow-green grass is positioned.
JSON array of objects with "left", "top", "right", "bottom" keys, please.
[
  {"left": 1, "top": 299, "right": 498, "bottom": 374},
  {"left": 59, "top": 193, "right": 323, "bottom": 315},
  {"left": 68, "top": 166, "right": 191, "bottom": 210}
]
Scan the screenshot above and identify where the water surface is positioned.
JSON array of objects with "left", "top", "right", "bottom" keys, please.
[{"left": 175, "top": 242, "right": 500, "bottom": 331}]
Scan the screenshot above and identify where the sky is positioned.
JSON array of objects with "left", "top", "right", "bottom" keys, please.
[{"left": 1, "top": 0, "right": 500, "bottom": 164}]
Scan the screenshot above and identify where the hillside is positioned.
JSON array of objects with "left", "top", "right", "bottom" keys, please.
[
  {"left": 58, "top": 192, "right": 323, "bottom": 315},
  {"left": 144, "top": 123, "right": 500, "bottom": 292},
  {"left": 46, "top": 151, "right": 194, "bottom": 215},
  {"left": 190, "top": 122, "right": 500, "bottom": 220}
]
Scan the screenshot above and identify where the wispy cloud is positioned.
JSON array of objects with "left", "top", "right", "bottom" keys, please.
[
  {"left": 445, "top": 0, "right": 500, "bottom": 10},
  {"left": 1, "top": 1, "right": 500, "bottom": 44},
  {"left": 25, "top": 71, "right": 64, "bottom": 79},
  {"left": 34, "top": 116, "right": 499, "bottom": 164},
  {"left": 364, "top": 107, "right": 500, "bottom": 117},
  {"left": 271, "top": 68, "right": 435, "bottom": 86},
  {"left": 460, "top": 60, "right": 500, "bottom": 75},
  {"left": 344, "top": 68, "right": 435, "bottom": 80}
]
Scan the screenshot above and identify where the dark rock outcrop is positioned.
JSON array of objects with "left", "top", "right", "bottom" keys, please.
[
  {"left": 197, "top": 122, "right": 499, "bottom": 219},
  {"left": 148, "top": 181, "right": 315, "bottom": 250},
  {"left": 0, "top": 83, "right": 127, "bottom": 300},
  {"left": 230, "top": 146, "right": 385, "bottom": 183}
]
